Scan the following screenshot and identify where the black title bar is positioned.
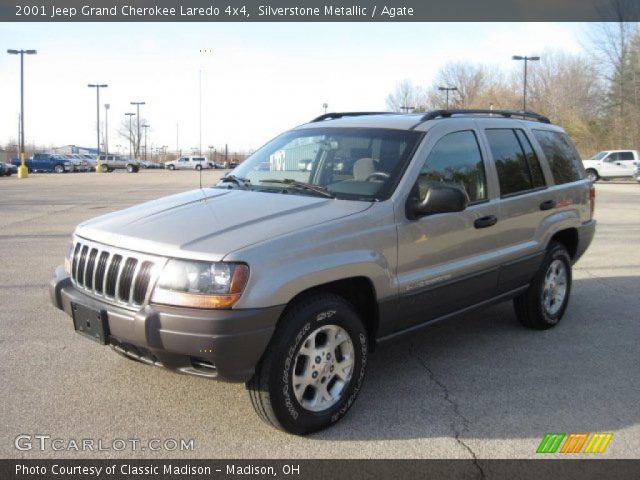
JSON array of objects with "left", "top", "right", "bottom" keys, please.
[{"left": 2, "top": 0, "right": 640, "bottom": 22}]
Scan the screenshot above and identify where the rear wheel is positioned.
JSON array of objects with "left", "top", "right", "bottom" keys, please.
[
  {"left": 168, "top": 164, "right": 175, "bottom": 171},
  {"left": 514, "top": 242, "right": 572, "bottom": 330},
  {"left": 126, "top": 164, "right": 139, "bottom": 173},
  {"left": 586, "top": 169, "right": 599, "bottom": 183},
  {"left": 195, "top": 164, "right": 202, "bottom": 171},
  {"left": 99, "top": 164, "right": 109, "bottom": 173},
  {"left": 247, "top": 293, "right": 368, "bottom": 435},
  {"left": 54, "top": 164, "right": 64, "bottom": 174}
]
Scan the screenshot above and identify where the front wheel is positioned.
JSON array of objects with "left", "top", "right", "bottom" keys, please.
[
  {"left": 54, "top": 164, "right": 65, "bottom": 174},
  {"left": 168, "top": 164, "right": 175, "bottom": 171},
  {"left": 586, "top": 169, "right": 599, "bottom": 183},
  {"left": 247, "top": 293, "right": 368, "bottom": 435},
  {"left": 195, "top": 164, "right": 202, "bottom": 171},
  {"left": 126, "top": 164, "right": 139, "bottom": 173},
  {"left": 514, "top": 242, "right": 572, "bottom": 330}
]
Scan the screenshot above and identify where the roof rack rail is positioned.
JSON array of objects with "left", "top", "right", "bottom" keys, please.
[
  {"left": 420, "top": 109, "right": 551, "bottom": 124},
  {"left": 310, "top": 111, "right": 396, "bottom": 123}
]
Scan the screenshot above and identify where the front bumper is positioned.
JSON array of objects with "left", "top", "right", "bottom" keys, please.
[{"left": 49, "top": 266, "right": 283, "bottom": 382}]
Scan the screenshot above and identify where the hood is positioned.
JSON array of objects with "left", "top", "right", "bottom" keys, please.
[{"left": 76, "top": 188, "right": 372, "bottom": 261}]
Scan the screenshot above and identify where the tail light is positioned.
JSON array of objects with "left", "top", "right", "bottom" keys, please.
[{"left": 589, "top": 184, "right": 596, "bottom": 219}]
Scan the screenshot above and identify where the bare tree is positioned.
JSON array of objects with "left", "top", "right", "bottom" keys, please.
[
  {"left": 118, "top": 118, "right": 147, "bottom": 159},
  {"left": 386, "top": 79, "right": 422, "bottom": 112}
]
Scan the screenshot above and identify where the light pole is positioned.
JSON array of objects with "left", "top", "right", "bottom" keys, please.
[
  {"left": 88, "top": 83, "right": 108, "bottom": 171},
  {"left": 141, "top": 124, "right": 150, "bottom": 161},
  {"left": 512, "top": 55, "right": 540, "bottom": 112},
  {"left": 322, "top": 102, "right": 328, "bottom": 114},
  {"left": 7, "top": 48, "right": 37, "bottom": 179},
  {"left": 116, "top": 144, "right": 122, "bottom": 155},
  {"left": 104, "top": 103, "right": 110, "bottom": 155},
  {"left": 438, "top": 86, "right": 458, "bottom": 110},
  {"left": 130, "top": 101, "right": 145, "bottom": 157},
  {"left": 125, "top": 112, "right": 136, "bottom": 160},
  {"left": 400, "top": 105, "right": 415, "bottom": 113}
]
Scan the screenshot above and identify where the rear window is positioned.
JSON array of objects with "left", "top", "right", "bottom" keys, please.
[{"left": 532, "top": 130, "right": 584, "bottom": 184}]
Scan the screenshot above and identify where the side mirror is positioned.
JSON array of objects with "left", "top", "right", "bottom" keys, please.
[{"left": 406, "top": 182, "right": 469, "bottom": 220}]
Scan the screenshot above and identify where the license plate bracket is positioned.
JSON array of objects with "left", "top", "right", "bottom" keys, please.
[{"left": 71, "top": 303, "right": 109, "bottom": 345}]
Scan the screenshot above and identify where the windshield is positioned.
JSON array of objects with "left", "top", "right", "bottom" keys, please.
[
  {"left": 589, "top": 151, "right": 608, "bottom": 160},
  {"left": 218, "top": 127, "right": 422, "bottom": 201}
]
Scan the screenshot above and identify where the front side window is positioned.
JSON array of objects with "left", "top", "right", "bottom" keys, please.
[
  {"left": 225, "top": 128, "right": 422, "bottom": 201},
  {"left": 417, "top": 130, "right": 487, "bottom": 203},
  {"left": 532, "top": 129, "right": 584, "bottom": 184}
]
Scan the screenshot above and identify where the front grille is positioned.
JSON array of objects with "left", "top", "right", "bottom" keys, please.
[{"left": 70, "top": 238, "right": 162, "bottom": 308}]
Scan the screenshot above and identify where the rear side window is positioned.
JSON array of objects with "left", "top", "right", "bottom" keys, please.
[
  {"left": 532, "top": 129, "right": 584, "bottom": 184},
  {"left": 485, "top": 129, "right": 545, "bottom": 196},
  {"left": 619, "top": 151, "right": 635, "bottom": 161},
  {"left": 419, "top": 130, "right": 487, "bottom": 203}
]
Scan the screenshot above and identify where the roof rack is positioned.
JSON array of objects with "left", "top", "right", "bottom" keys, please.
[
  {"left": 310, "top": 112, "right": 397, "bottom": 123},
  {"left": 420, "top": 109, "right": 551, "bottom": 124}
]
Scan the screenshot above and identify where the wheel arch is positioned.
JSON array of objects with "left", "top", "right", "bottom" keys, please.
[{"left": 278, "top": 277, "right": 380, "bottom": 351}]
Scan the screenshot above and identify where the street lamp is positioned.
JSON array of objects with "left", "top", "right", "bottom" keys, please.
[
  {"left": 438, "top": 86, "right": 458, "bottom": 110},
  {"left": 7, "top": 48, "right": 37, "bottom": 178},
  {"left": 88, "top": 83, "right": 108, "bottom": 171},
  {"left": 125, "top": 112, "right": 136, "bottom": 160},
  {"left": 104, "top": 103, "right": 110, "bottom": 155},
  {"left": 322, "top": 102, "right": 328, "bottom": 114},
  {"left": 400, "top": 105, "right": 415, "bottom": 113},
  {"left": 130, "top": 101, "right": 145, "bottom": 157},
  {"left": 141, "top": 124, "right": 150, "bottom": 161},
  {"left": 512, "top": 55, "right": 540, "bottom": 113}
]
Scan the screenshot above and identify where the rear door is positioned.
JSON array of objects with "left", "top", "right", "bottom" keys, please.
[
  {"left": 480, "top": 127, "right": 551, "bottom": 294},
  {"left": 394, "top": 121, "right": 503, "bottom": 333}
]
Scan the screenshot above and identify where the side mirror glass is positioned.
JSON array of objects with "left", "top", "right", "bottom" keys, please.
[{"left": 407, "top": 182, "right": 469, "bottom": 220}]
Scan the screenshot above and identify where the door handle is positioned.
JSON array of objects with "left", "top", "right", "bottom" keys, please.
[
  {"left": 474, "top": 215, "right": 498, "bottom": 229},
  {"left": 539, "top": 200, "right": 556, "bottom": 211}
]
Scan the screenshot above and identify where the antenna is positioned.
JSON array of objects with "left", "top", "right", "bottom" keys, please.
[{"left": 199, "top": 163, "right": 202, "bottom": 189}]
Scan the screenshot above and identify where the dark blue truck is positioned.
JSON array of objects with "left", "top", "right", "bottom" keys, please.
[{"left": 12, "top": 154, "right": 73, "bottom": 173}]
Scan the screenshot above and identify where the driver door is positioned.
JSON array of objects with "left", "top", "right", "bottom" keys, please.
[{"left": 393, "top": 124, "right": 503, "bottom": 334}]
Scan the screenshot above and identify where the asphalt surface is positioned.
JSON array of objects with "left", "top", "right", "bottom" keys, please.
[{"left": 1, "top": 170, "right": 638, "bottom": 459}]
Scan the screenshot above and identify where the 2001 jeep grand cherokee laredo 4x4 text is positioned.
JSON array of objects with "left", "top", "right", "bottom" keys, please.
[{"left": 50, "top": 110, "right": 596, "bottom": 434}]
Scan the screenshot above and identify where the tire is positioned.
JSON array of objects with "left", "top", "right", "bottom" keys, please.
[
  {"left": 99, "top": 164, "right": 109, "bottom": 173},
  {"left": 586, "top": 169, "right": 599, "bottom": 183},
  {"left": 247, "top": 293, "right": 368, "bottom": 435},
  {"left": 514, "top": 242, "right": 572, "bottom": 330},
  {"left": 168, "top": 164, "right": 175, "bottom": 171},
  {"left": 195, "top": 164, "right": 202, "bottom": 171},
  {"left": 54, "top": 164, "right": 65, "bottom": 174},
  {"left": 126, "top": 164, "right": 139, "bottom": 173}
]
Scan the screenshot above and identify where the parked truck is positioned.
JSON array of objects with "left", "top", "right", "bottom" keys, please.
[{"left": 582, "top": 150, "right": 639, "bottom": 182}]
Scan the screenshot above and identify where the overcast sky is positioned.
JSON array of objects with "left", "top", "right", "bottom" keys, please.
[{"left": 0, "top": 22, "right": 585, "bottom": 153}]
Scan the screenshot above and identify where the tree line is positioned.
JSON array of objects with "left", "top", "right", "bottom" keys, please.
[{"left": 386, "top": 21, "right": 640, "bottom": 157}]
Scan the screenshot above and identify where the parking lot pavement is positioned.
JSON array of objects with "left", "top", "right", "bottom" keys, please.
[{"left": 0, "top": 172, "right": 638, "bottom": 459}]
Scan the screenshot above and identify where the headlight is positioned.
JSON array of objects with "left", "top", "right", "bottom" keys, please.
[{"left": 151, "top": 260, "right": 249, "bottom": 309}]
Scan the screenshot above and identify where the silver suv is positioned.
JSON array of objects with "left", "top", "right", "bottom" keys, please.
[{"left": 50, "top": 110, "right": 596, "bottom": 434}]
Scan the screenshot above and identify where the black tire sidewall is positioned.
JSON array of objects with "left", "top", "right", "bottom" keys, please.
[
  {"left": 535, "top": 245, "right": 572, "bottom": 326},
  {"left": 269, "top": 298, "right": 368, "bottom": 434}
]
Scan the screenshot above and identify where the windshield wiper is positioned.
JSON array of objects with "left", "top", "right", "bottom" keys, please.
[
  {"left": 259, "top": 179, "right": 335, "bottom": 198},
  {"left": 218, "top": 174, "right": 251, "bottom": 187}
]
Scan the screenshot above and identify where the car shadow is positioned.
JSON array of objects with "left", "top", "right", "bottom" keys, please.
[{"left": 311, "top": 276, "right": 640, "bottom": 441}]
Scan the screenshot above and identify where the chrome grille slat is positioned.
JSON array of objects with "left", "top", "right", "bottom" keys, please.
[
  {"left": 76, "top": 246, "right": 89, "bottom": 286},
  {"left": 85, "top": 248, "right": 98, "bottom": 290},
  {"left": 128, "top": 260, "right": 144, "bottom": 304},
  {"left": 106, "top": 254, "right": 122, "bottom": 298},
  {"left": 70, "top": 238, "right": 161, "bottom": 310}
]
